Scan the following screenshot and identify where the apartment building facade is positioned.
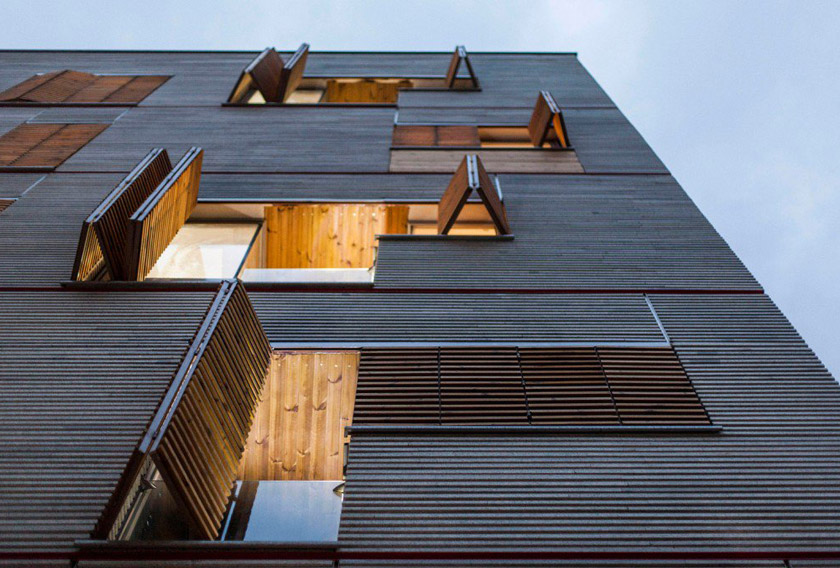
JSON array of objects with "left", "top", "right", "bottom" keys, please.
[{"left": 0, "top": 47, "right": 838, "bottom": 568}]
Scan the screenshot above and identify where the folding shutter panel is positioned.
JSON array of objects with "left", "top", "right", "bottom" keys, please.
[
  {"left": 597, "top": 347, "right": 711, "bottom": 425},
  {"left": 72, "top": 148, "right": 173, "bottom": 281},
  {"left": 0, "top": 199, "right": 14, "bottom": 213},
  {"left": 519, "top": 348, "right": 619, "bottom": 424},
  {"left": 439, "top": 347, "right": 528, "bottom": 424},
  {"left": 445, "top": 45, "right": 479, "bottom": 89},
  {"left": 528, "top": 90, "right": 570, "bottom": 148},
  {"left": 437, "top": 156, "right": 473, "bottom": 234},
  {"left": 124, "top": 147, "right": 203, "bottom": 280},
  {"left": 0, "top": 71, "right": 61, "bottom": 101},
  {"left": 354, "top": 348, "right": 441, "bottom": 424},
  {"left": 0, "top": 123, "right": 107, "bottom": 169},
  {"left": 64, "top": 75, "right": 134, "bottom": 103},
  {"left": 472, "top": 154, "right": 511, "bottom": 234},
  {"left": 277, "top": 43, "right": 309, "bottom": 102},
  {"left": 141, "top": 280, "right": 271, "bottom": 540},
  {"left": 248, "top": 48, "right": 285, "bottom": 102},
  {"left": 102, "top": 75, "right": 169, "bottom": 103},
  {"left": 20, "top": 70, "right": 98, "bottom": 102},
  {"left": 392, "top": 125, "right": 436, "bottom": 146}
]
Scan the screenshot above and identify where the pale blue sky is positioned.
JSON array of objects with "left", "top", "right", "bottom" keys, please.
[{"left": 2, "top": 0, "right": 838, "bottom": 378}]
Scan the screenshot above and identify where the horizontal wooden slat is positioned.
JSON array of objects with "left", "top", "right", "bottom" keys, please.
[{"left": 0, "top": 70, "right": 168, "bottom": 103}]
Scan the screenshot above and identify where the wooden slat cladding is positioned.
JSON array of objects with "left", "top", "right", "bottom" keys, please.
[
  {"left": 390, "top": 147, "right": 583, "bottom": 174},
  {"left": 239, "top": 351, "right": 359, "bottom": 481},
  {"left": 125, "top": 147, "right": 203, "bottom": 280},
  {"left": 229, "top": 44, "right": 309, "bottom": 103},
  {"left": 438, "top": 154, "right": 510, "bottom": 235},
  {"left": 0, "top": 198, "right": 15, "bottom": 213},
  {"left": 445, "top": 45, "right": 480, "bottom": 89},
  {"left": 137, "top": 281, "right": 271, "bottom": 541},
  {"left": 0, "top": 123, "right": 107, "bottom": 169},
  {"left": 393, "top": 124, "right": 481, "bottom": 147},
  {"left": 353, "top": 347, "right": 710, "bottom": 426},
  {"left": 0, "top": 69, "right": 168, "bottom": 103},
  {"left": 264, "top": 203, "right": 408, "bottom": 269},
  {"left": 528, "top": 90, "right": 571, "bottom": 147},
  {"left": 71, "top": 148, "right": 173, "bottom": 281}
]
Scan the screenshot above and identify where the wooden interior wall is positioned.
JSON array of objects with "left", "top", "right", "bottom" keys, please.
[
  {"left": 238, "top": 351, "right": 360, "bottom": 481},
  {"left": 264, "top": 203, "right": 409, "bottom": 269},
  {"left": 323, "top": 79, "right": 411, "bottom": 103}
]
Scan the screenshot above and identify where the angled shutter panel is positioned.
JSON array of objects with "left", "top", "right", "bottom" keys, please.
[
  {"left": 0, "top": 71, "right": 61, "bottom": 101},
  {"left": 247, "top": 48, "right": 285, "bottom": 102},
  {"left": 125, "top": 147, "right": 203, "bottom": 280},
  {"left": 445, "top": 45, "right": 480, "bottom": 89},
  {"left": 437, "top": 154, "right": 510, "bottom": 235},
  {"left": 436, "top": 125, "right": 480, "bottom": 146},
  {"left": 21, "top": 70, "right": 98, "bottom": 102},
  {"left": 528, "top": 90, "right": 571, "bottom": 148},
  {"left": 277, "top": 43, "right": 309, "bottom": 102},
  {"left": 72, "top": 148, "right": 172, "bottom": 281},
  {"left": 140, "top": 280, "right": 271, "bottom": 540},
  {"left": 101, "top": 75, "right": 169, "bottom": 103},
  {"left": 0, "top": 123, "right": 107, "bottom": 170},
  {"left": 65, "top": 75, "right": 133, "bottom": 103},
  {"left": 392, "top": 125, "right": 437, "bottom": 146},
  {"left": 0, "top": 70, "right": 169, "bottom": 103}
]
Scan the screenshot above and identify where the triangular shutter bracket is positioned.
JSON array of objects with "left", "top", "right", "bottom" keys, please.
[
  {"left": 438, "top": 154, "right": 511, "bottom": 235},
  {"left": 528, "top": 90, "right": 571, "bottom": 148},
  {"left": 228, "top": 44, "right": 310, "bottom": 103},
  {"left": 445, "top": 45, "right": 480, "bottom": 90}
]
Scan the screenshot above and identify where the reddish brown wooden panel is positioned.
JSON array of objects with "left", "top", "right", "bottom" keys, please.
[
  {"left": 528, "top": 90, "right": 570, "bottom": 147},
  {"left": 437, "top": 155, "right": 473, "bottom": 234},
  {"left": 392, "top": 125, "right": 436, "bottom": 146},
  {"left": 247, "top": 48, "right": 285, "bottom": 102},
  {"left": 22, "top": 70, "right": 98, "bottom": 102},
  {"left": 0, "top": 70, "right": 169, "bottom": 103},
  {"left": 12, "top": 124, "right": 108, "bottom": 168},
  {"left": 437, "top": 125, "right": 480, "bottom": 146},
  {"left": 0, "top": 123, "right": 63, "bottom": 166},
  {"left": 0, "top": 198, "right": 15, "bottom": 214},
  {"left": 65, "top": 75, "right": 133, "bottom": 103},
  {"left": 102, "top": 75, "right": 169, "bottom": 103},
  {"left": 0, "top": 71, "right": 61, "bottom": 101},
  {"left": 445, "top": 45, "right": 479, "bottom": 89}
]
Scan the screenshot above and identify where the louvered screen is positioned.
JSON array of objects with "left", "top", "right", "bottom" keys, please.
[
  {"left": 0, "top": 123, "right": 107, "bottom": 170},
  {"left": 445, "top": 45, "right": 480, "bottom": 89},
  {"left": 72, "top": 148, "right": 173, "bottom": 281},
  {"left": 0, "top": 70, "right": 168, "bottom": 103},
  {"left": 125, "top": 147, "right": 203, "bottom": 281},
  {"left": 354, "top": 346, "right": 711, "bottom": 426},
  {"left": 140, "top": 280, "right": 271, "bottom": 540}
]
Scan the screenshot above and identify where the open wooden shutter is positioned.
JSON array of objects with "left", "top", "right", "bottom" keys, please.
[
  {"left": 139, "top": 280, "right": 271, "bottom": 540},
  {"left": 445, "top": 45, "right": 479, "bottom": 89},
  {"left": 438, "top": 154, "right": 510, "bottom": 235},
  {"left": 0, "top": 70, "right": 168, "bottom": 103},
  {"left": 229, "top": 44, "right": 309, "bottom": 103},
  {"left": 124, "top": 147, "right": 202, "bottom": 280},
  {"left": 72, "top": 148, "right": 172, "bottom": 281},
  {"left": 0, "top": 123, "right": 108, "bottom": 170},
  {"left": 528, "top": 90, "right": 570, "bottom": 148}
]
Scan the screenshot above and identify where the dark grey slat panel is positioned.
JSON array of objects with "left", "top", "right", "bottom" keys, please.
[
  {"left": 78, "top": 561, "right": 332, "bottom": 568},
  {"left": 58, "top": 106, "right": 395, "bottom": 173},
  {"left": 340, "top": 433, "right": 840, "bottom": 553},
  {"left": 251, "top": 292, "right": 663, "bottom": 343},
  {"left": 0, "top": 107, "right": 40, "bottom": 135},
  {"left": 375, "top": 175, "right": 758, "bottom": 290},
  {"left": 198, "top": 173, "right": 453, "bottom": 202},
  {"left": 0, "top": 172, "right": 42, "bottom": 197},
  {"left": 342, "top": 560, "right": 785, "bottom": 568},
  {"left": 27, "top": 107, "right": 126, "bottom": 124},
  {"left": 0, "top": 173, "right": 123, "bottom": 286},
  {"left": 0, "top": 291, "right": 215, "bottom": 558},
  {"left": 397, "top": 53, "right": 614, "bottom": 108}
]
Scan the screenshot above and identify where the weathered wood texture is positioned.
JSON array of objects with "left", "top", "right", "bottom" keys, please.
[
  {"left": 0, "top": 122, "right": 107, "bottom": 169},
  {"left": 0, "top": 69, "right": 168, "bottom": 103},
  {"left": 239, "top": 351, "right": 359, "bottom": 481},
  {"left": 141, "top": 281, "right": 271, "bottom": 540},
  {"left": 353, "top": 346, "right": 708, "bottom": 425},
  {"left": 250, "top": 292, "right": 665, "bottom": 344},
  {"left": 264, "top": 203, "right": 408, "bottom": 268},
  {"left": 438, "top": 155, "right": 509, "bottom": 234},
  {"left": 125, "top": 147, "right": 202, "bottom": 280}
]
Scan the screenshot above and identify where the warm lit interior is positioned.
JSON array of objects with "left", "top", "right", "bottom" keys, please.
[
  {"left": 147, "top": 202, "right": 499, "bottom": 282},
  {"left": 114, "top": 350, "right": 359, "bottom": 543}
]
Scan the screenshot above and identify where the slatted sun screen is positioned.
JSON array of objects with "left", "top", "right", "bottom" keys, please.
[
  {"left": 0, "top": 69, "right": 169, "bottom": 103},
  {"left": 71, "top": 147, "right": 202, "bottom": 281},
  {"left": 0, "top": 123, "right": 108, "bottom": 170},
  {"left": 353, "top": 347, "right": 711, "bottom": 426},
  {"left": 72, "top": 148, "right": 173, "bottom": 281},
  {"left": 124, "top": 147, "right": 203, "bottom": 281},
  {"left": 438, "top": 154, "right": 510, "bottom": 235},
  {"left": 528, "top": 90, "right": 571, "bottom": 148},
  {"left": 228, "top": 44, "right": 310, "bottom": 103},
  {"left": 445, "top": 45, "right": 479, "bottom": 89},
  {"left": 136, "top": 280, "right": 271, "bottom": 540}
]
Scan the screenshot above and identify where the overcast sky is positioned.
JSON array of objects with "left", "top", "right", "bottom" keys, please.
[{"left": 2, "top": 0, "right": 837, "bottom": 378}]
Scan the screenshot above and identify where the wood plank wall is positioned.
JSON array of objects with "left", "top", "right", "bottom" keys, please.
[
  {"left": 264, "top": 203, "right": 408, "bottom": 269},
  {"left": 238, "top": 351, "right": 360, "bottom": 481}
]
